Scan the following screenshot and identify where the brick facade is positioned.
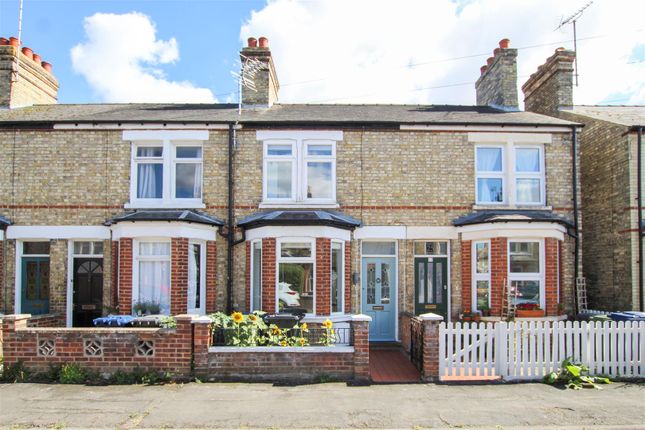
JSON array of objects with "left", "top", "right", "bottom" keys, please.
[
  {"left": 475, "top": 40, "right": 518, "bottom": 109},
  {"left": 490, "top": 238, "right": 508, "bottom": 316},
  {"left": 0, "top": 45, "right": 58, "bottom": 108},
  {"left": 260, "top": 238, "right": 276, "bottom": 314},
  {"left": 206, "top": 240, "right": 217, "bottom": 314},
  {"left": 315, "top": 238, "right": 331, "bottom": 316},
  {"left": 170, "top": 238, "right": 189, "bottom": 315},
  {"left": 545, "top": 237, "right": 559, "bottom": 315},
  {"left": 344, "top": 240, "right": 351, "bottom": 314},
  {"left": 461, "top": 240, "right": 472, "bottom": 312},
  {"left": 117, "top": 238, "right": 132, "bottom": 315}
]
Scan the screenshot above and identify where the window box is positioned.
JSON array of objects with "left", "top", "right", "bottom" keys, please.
[{"left": 516, "top": 309, "right": 545, "bottom": 318}]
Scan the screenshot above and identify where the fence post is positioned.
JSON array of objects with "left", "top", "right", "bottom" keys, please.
[
  {"left": 191, "top": 316, "right": 212, "bottom": 380},
  {"left": 351, "top": 314, "right": 372, "bottom": 383},
  {"left": 1, "top": 314, "right": 31, "bottom": 366},
  {"left": 496, "top": 321, "right": 508, "bottom": 379},
  {"left": 419, "top": 313, "right": 443, "bottom": 381}
]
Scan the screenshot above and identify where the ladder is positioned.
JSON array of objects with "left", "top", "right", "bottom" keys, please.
[
  {"left": 576, "top": 277, "right": 588, "bottom": 314},
  {"left": 501, "top": 278, "right": 516, "bottom": 320}
]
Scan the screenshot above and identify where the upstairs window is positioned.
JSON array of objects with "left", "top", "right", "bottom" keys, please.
[
  {"left": 515, "top": 147, "right": 543, "bottom": 204},
  {"left": 476, "top": 146, "right": 504, "bottom": 204}
]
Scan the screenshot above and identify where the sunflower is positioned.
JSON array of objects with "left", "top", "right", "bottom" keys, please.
[
  {"left": 280, "top": 340, "right": 288, "bottom": 346},
  {"left": 322, "top": 319, "right": 333, "bottom": 329},
  {"left": 300, "top": 322, "right": 308, "bottom": 331},
  {"left": 272, "top": 326, "right": 282, "bottom": 335},
  {"left": 232, "top": 312, "right": 244, "bottom": 324},
  {"left": 298, "top": 337, "right": 306, "bottom": 346},
  {"left": 248, "top": 314, "right": 258, "bottom": 322}
]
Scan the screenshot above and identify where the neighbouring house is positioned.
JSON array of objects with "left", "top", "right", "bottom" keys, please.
[
  {"left": 0, "top": 36, "right": 580, "bottom": 343},
  {"left": 522, "top": 48, "right": 644, "bottom": 312}
]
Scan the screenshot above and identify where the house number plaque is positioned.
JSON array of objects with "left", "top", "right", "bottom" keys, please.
[{"left": 372, "top": 306, "right": 384, "bottom": 311}]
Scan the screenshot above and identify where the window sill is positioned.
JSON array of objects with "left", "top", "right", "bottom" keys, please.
[
  {"left": 259, "top": 202, "right": 340, "bottom": 209},
  {"left": 472, "top": 204, "right": 552, "bottom": 211},
  {"left": 125, "top": 202, "right": 206, "bottom": 210}
]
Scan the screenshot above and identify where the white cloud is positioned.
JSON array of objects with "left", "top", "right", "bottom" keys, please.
[
  {"left": 241, "top": 0, "right": 645, "bottom": 106},
  {"left": 71, "top": 12, "right": 215, "bottom": 103}
]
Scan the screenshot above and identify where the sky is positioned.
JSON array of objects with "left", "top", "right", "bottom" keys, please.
[{"left": 0, "top": 0, "right": 643, "bottom": 107}]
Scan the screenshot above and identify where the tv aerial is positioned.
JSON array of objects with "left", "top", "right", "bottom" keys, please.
[
  {"left": 555, "top": 1, "right": 594, "bottom": 86},
  {"left": 231, "top": 54, "right": 264, "bottom": 115}
]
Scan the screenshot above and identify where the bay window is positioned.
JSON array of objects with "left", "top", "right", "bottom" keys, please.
[
  {"left": 508, "top": 240, "right": 543, "bottom": 308},
  {"left": 472, "top": 241, "right": 490, "bottom": 311},
  {"left": 134, "top": 241, "right": 171, "bottom": 315},
  {"left": 277, "top": 240, "right": 315, "bottom": 314}
]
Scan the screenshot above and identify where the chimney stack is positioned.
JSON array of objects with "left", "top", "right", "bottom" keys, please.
[
  {"left": 240, "top": 36, "right": 279, "bottom": 107},
  {"left": 475, "top": 38, "right": 519, "bottom": 111},
  {"left": 0, "top": 36, "right": 59, "bottom": 108},
  {"left": 522, "top": 48, "right": 576, "bottom": 117}
]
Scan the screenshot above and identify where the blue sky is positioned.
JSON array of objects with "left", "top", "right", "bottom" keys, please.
[{"left": 1, "top": 0, "right": 643, "bottom": 106}]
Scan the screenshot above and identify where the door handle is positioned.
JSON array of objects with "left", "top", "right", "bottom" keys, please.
[{"left": 376, "top": 278, "right": 381, "bottom": 283}]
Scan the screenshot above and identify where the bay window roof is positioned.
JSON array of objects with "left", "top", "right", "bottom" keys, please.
[
  {"left": 453, "top": 210, "right": 573, "bottom": 227},
  {"left": 238, "top": 210, "right": 361, "bottom": 230},
  {"left": 104, "top": 210, "right": 224, "bottom": 226},
  {"left": 0, "top": 215, "right": 11, "bottom": 228}
]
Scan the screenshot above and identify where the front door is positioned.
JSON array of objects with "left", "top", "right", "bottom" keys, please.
[
  {"left": 21, "top": 257, "right": 50, "bottom": 315},
  {"left": 73, "top": 258, "right": 103, "bottom": 327},
  {"left": 362, "top": 257, "right": 396, "bottom": 341},
  {"left": 414, "top": 257, "right": 448, "bottom": 320}
]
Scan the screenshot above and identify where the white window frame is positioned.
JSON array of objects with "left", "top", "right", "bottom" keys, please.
[
  {"left": 128, "top": 140, "right": 204, "bottom": 209},
  {"left": 303, "top": 140, "right": 337, "bottom": 204},
  {"left": 276, "top": 238, "right": 316, "bottom": 315},
  {"left": 263, "top": 140, "right": 297, "bottom": 202},
  {"left": 187, "top": 240, "right": 206, "bottom": 315},
  {"left": 475, "top": 143, "right": 546, "bottom": 206},
  {"left": 471, "top": 240, "right": 491, "bottom": 312},
  {"left": 132, "top": 238, "right": 172, "bottom": 315},
  {"left": 507, "top": 238, "right": 545, "bottom": 310},
  {"left": 249, "top": 239, "right": 262, "bottom": 312},
  {"left": 330, "top": 240, "right": 345, "bottom": 314}
]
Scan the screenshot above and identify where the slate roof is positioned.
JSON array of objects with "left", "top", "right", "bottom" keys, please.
[
  {"left": 453, "top": 210, "right": 574, "bottom": 227},
  {"left": 0, "top": 215, "right": 11, "bottom": 228},
  {"left": 238, "top": 210, "right": 361, "bottom": 230},
  {"left": 566, "top": 106, "right": 645, "bottom": 128},
  {"left": 104, "top": 210, "right": 224, "bottom": 226},
  {"left": 0, "top": 103, "right": 578, "bottom": 126}
]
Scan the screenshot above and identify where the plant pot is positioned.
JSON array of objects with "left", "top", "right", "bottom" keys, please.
[
  {"left": 481, "top": 310, "right": 491, "bottom": 317},
  {"left": 9, "top": 37, "right": 19, "bottom": 47},
  {"left": 41, "top": 61, "right": 52, "bottom": 73},
  {"left": 516, "top": 309, "right": 545, "bottom": 318},
  {"left": 0, "top": 37, "right": 9, "bottom": 46}
]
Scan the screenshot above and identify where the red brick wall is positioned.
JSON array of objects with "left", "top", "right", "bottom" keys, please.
[
  {"left": 26, "top": 314, "right": 65, "bottom": 328},
  {"left": 261, "top": 238, "right": 276, "bottom": 314},
  {"left": 490, "top": 238, "right": 508, "bottom": 316},
  {"left": 245, "top": 241, "right": 251, "bottom": 312},
  {"left": 545, "top": 238, "right": 559, "bottom": 316},
  {"left": 171, "top": 238, "right": 189, "bottom": 315},
  {"left": 345, "top": 240, "right": 351, "bottom": 314},
  {"left": 111, "top": 241, "right": 119, "bottom": 311},
  {"left": 315, "top": 238, "right": 331, "bottom": 316},
  {"left": 206, "top": 240, "right": 217, "bottom": 314},
  {"left": 461, "top": 240, "right": 472, "bottom": 312},
  {"left": 0, "top": 240, "right": 4, "bottom": 313},
  {"left": 118, "top": 238, "right": 132, "bottom": 315}
]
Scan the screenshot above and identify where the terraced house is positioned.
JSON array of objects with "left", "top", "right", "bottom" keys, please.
[{"left": 0, "top": 37, "right": 580, "bottom": 342}]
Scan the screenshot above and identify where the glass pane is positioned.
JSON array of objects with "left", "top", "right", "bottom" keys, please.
[
  {"left": 307, "top": 144, "right": 332, "bottom": 156},
  {"left": 138, "top": 260, "right": 171, "bottom": 315},
  {"left": 511, "top": 280, "right": 540, "bottom": 306},
  {"left": 362, "top": 241, "right": 396, "bottom": 255},
  {"left": 176, "top": 163, "right": 202, "bottom": 198},
  {"left": 331, "top": 243, "right": 343, "bottom": 313},
  {"left": 476, "top": 147, "right": 502, "bottom": 172},
  {"left": 278, "top": 262, "right": 314, "bottom": 313},
  {"left": 476, "top": 280, "right": 490, "bottom": 310},
  {"left": 367, "top": 263, "right": 376, "bottom": 305},
  {"left": 414, "top": 242, "right": 448, "bottom": 255},
  {"left": 189, "top": 244, "right": 201, "bottom": 309},
  {"left": 475, "top": 242, "right": 489, "bottom": 274},
  {"left": 252, "top": 242, "right": 262, "bottom": 311},
  {"left": 510, "top": 242, "right": 540, "bottom": 273},
  {"left": 93, "top": 241, "right": 104, "bottom": 255},
  {"left": 74, "top": 242, "right": 90, "bottom": 255},
  {"left": 137, "top": 163, "right": 163, "bottom": 199},
  {"left": 426, "top": 263, "right": 434, "bottom": 304},
  {"left": 477, "top": 178, "right": 503, "bottom": 203},
  {"left": 516, "top": 148, "right": 540, "bottom": 172},
  {"left": 418, "top": 262, "right": 425, "bottom": 303},
  {"left": 137, "top": 147, "right": 162, "bottom": 157},
  {"left": 280, "top": 242, "right": 312, "bottom": 258},
  {"left": 40, "top": 263, "right": 50, "bottom": 300},
  {"left": 176, "top": 146, "right": 202, "bottom": 158},
  {"left": 26, "top": 261, "right": 39, "bottom": 299},
  {"left": 306, "top": 162, "right": 332, "bottom": 199},
  {"left": 380, "top": 263, "right": 390, "bottom": 304},
  {"left": 139, "top": 242, "right": 170, "bottom": 256},
  {"left": 267, "top": 144, "right": 292, "bottom": 156},
  {"left": 516, "top": 178, "right": 541, "bottom": 203},
  {"left": 23, "top": 242, "right": 50, "bottom": 255},
  {"left": 436, "top": 262, "right": 443, "bottom": 304},
  {"left": 267, "top": 161, "right": 292, "bottom": 199}
]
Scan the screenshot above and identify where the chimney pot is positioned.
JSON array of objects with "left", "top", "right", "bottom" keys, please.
[
  {"left": 556, "top": 47, "right": 565, "bottom": 52},
  {"left": 9, "top": 37, "right": 19, "bottom": 47},
  {"left": 499, "top": 38, "right": 510, "bottom": 49},
  {"left": 247, "top": 37, "right": 257, "bottom": 48},
  {"left": 0, "top": 37, "right": 9, "bottom": 45},
  {"left": 21, "top": 46, "right": 33, "bottom": 60},
  {"left": 32, "top": 52, "right": 41, "bottom": 63},
  {"left": 258, "top": 37, "right": 269, "bottom": 48},
  {"left": 480, "top": 65, "right": 488, "bottom": 75},
  {"left": 493, "top": 48, "right": 500, "bottom": 56},
  {"left": 41, "top": 61, "right": 52, "bottom": 73},
  {"left": 486, "top": 57, "right": 495, "bottom": 66}
]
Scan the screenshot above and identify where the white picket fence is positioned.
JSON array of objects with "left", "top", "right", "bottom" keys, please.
[{"left": 439, "top": 321, "right": 645, "bottom": 381}]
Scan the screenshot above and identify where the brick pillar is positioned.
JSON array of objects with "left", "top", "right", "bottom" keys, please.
[
  {"left": 351, "top": 314, "right": 371, "bottom": 382},
  {"left": 345, "top": 241, "right": 351, "bottom": 314},
  {"left": 171, "top": 238, "right": 189, "bottom": 315},
  {"left": 545, "top": 238, "right": 559, "bottom": 316},
  {"left": 1, "top": 314, "right": 31, "bottom": 366},
  {"left": 245, "top": 241, "right": 251, "bottom": 312},
  {"left": 206, "top": 240, "right": 217, "bottom": 314},
  {"left": 118, "top": 238, "right": 132, "bottom": 315},
  {"left": 191, "top": 316, "right": 212, "bottom": 379},
  {"left": 461, "top": 240, "right": 472, "bottom": 312},
  {"left": 490, "top": 237, "right": 508, "bottom": 316},
  {"left": 419, "top": 313, "right": 443, "bottom": 381},
  {"left": 111, "top": 241, "right": 119, "bottom": 310},
  {"left": 0, "top": 240, "right": 4, "bottom": 312},
  {"left": 316, "top": 238, "right": 331, "bottom": 316},
  {"left": 261, "top": 238, "right": 276, "bottom": 314},
  {"left": 173, "top": 314, "right": 195, "bottom": 378}
]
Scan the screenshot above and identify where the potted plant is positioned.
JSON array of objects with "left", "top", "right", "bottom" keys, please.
[
  {"left": 516, "top": 303, "right": 545, "bottom": 318},
  {"left": 461, "top": 309, "right": 480, "bottom": 322},
  {"left": 479, "top": 304, "right": 491, "bottom": 317}
]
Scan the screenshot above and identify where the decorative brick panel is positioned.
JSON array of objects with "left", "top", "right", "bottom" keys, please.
[
  {"left": 171, "top": 238, "right": 189, "bottom": 315},
  {"left": 261, "top": 238, "right": 276, "bottom": 314},
  {"left": 545, "top": 238, "right": 559, "bottom": 316},
  {"left": 461, "top": 240, "right": 472, "bottom": 313},
  {"left": 206, "top": 240, "right": 217, "bottom": 314},
  {"left": 118, "top": 238, "right": 132, "bottom": 315},
  {"left": 315, "top": 238, "right": 331, "bottom": 316},
  {"left": 245, "top": 241, "right": 251, "bottom": 312},
  {"left": 490, "top": 238, "right": 508, "bottom": 316},
  {"left": 345, "top": 240, "right": 351, "bottom": 314}
]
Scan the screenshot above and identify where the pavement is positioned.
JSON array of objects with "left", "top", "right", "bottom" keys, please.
[{"left": 1, "top": 381, "right": 644, "bottom": 429}]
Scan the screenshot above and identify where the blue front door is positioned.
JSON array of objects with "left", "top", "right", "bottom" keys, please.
[
  {"left": 361, "top": 257, "right": 396, "bottom": 341},
  {"left": 21, "top": 256, "right": 50, "bottom": 315}
]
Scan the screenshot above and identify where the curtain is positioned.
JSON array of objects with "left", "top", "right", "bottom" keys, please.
[
  {"left": 138, "top": 242, "right": 170, "bottom": 314},
  {"left": 477, "top": 148, "right": 502, "bottom": 171},
  {"left": 516, "top": 148, "right": 540, "bottom": 172}
]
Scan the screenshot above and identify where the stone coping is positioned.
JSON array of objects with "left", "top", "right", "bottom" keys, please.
[
  {"left": 209, "top": 346, "right": 354, "bottom": 353},
  {"left": 15, "top": 327, "right": 171, "bottom": 334}
]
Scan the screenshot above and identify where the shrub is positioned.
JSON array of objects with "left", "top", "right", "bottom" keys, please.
[
  {"left": 59, "top": 363, "right": 86, "bottom": 384},
  {"left": 1, "top": 360, "right": 29, "bottom": 383}
]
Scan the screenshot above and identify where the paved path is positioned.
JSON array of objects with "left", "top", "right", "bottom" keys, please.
[{"left": 1, "top": 381, "right": 644, "bottom": 429}]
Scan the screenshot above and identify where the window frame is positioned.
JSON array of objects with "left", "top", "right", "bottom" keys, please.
[
  {"left": 513, "top": 145, "right": 545, "bottom": 205},
  {"left": 507, "top": 239, "right": 545, "bottom": 310},
  {"left": 471, "top": 240, "right": 491, "bottom": 312},
  {"left": 249, "top": 239, "right": 262, "bottom": 312},
  {"left": 330, "top": 240, "right": 345, "bottom": 314},
  {"left": 132, "top": 238, "right": 172, "bottom": 315},
  {"left": 187, "top": 240, "right": 206, "bottom": 315},
  {"left": 475, "top": 145, "right": 506, "bottom": 205},
  {"left": 15, "top": 240, "right": 51, "bottom": 315},
  {"left": 263, "top": 140, "right": 297, "bottom": 202},
  {"left": 276, "top": 238, "right": 316, "bottom": 315}
]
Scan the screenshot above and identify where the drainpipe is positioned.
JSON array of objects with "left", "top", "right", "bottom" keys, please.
[
  {"left": 571, "top": 125, "right": 580, "bottom": 312},
  {"left": 637, "top": 126, "right": 643, "bottom": 311},
  {"left": 226, "top": 123, "right": 235, "bottom": 314}
]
